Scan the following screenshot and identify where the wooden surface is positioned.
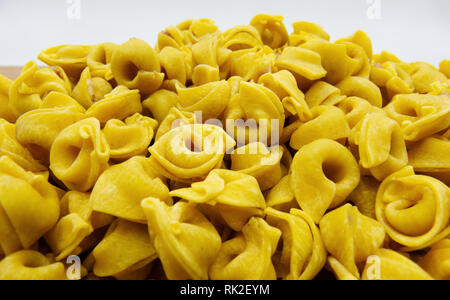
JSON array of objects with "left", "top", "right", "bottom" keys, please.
[{"left": 0, "top": 66, "right": 22, "bottom": 79}]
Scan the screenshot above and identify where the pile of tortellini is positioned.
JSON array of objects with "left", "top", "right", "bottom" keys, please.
[{"left": 0, "top": 14, "right": 449, "bottom": 280}]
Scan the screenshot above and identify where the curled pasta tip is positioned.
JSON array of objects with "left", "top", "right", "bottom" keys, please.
[
  {"left": 375, "top": 166, "right": 450, "bottom": 251},
  {"left": 290, "top": 139, "right": 360, "bottom": 223},
  {"left": 250, "top": 14, "right": 289, "bottom": 49},
  {"left": 141, "top": 197, "right": 222, "bottom": 280},
  {"left": 0, "top": 250, "right": 67, "bottom": 280}
]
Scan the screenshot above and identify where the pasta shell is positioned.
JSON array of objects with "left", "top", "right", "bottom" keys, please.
[
  {"left": 418, "top": 239, "right": 450, "bottom": 280},
  {"left": 71, "top": 67, "right": 113, "bottom": 109}
]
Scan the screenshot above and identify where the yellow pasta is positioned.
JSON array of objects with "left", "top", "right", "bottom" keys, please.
[
  {"left": 231, "top": 142, "right": 284, "bottom": 191},
  {"left": 91, "top": 156, "right": 171, "bottom": 223},
  {"left": 320, "top": 204, "right": 385, "bottom": 279},
  {"left": 50, "top": 118, "right": 110, "bottom": 192},
  {"left": 1, "top": 13, "right": 449, "bottom": 281},
  {"left": 360, "top": 249, "right": 433, "bottom": 280},
  {"left": 85, "top": 85, "right": 142, "bottom": 125},
  {"left": 0, "top": 250, "right": 67, "bottom": 280},
  {"left": 376, "top": 166, "right": 450, "bottom": 251},
  {"left": 9, "top": 61, "right": 72, "bottom": 116},
  {"left": 91, "top": 219, "right": 157, "bottom": 279},
  {"left": 265, "top": 208, "right": 327, "bottom": 280},
  {"left": 384, "top": 93, "right": 450, "bottom": 142},
  {"left": 209, "top": 217, "right": 281, "bottom": 280},
  {"left": 103, "top": 113, "right": 158, "bottom": 160},
  {"left": 141, "top": 197, "right": 221, "bottom": 280},
  {"left": 71, "top": 67, "right": 113, "bottom": 109},
  {"left": 349, "top": 111, "right": 408, "bottom": 181},
  {"left": 289, "top": 105, "right": 350, "bottom": 150},
  {"left": 418, "top": 239, "right": 450, "bottom": 280},
  {"left": 0, "top": 73, "right": 17, "bottom": 123},
  {"left": 38, "top": 45, "right": 91, "bottom": 81},
  {"left": 290, "top": 139, "right": 360, "bottom": 223},
  {"left": 148, "top": 124, "right": 235, "bottom": 182},
  {"left": 0, "top": 156, "right": 59, "bottom": 255},
  {"left": 111, "top": 38, "right": 164, "bottom": 95},
  {"left": 170, "top": 169, "right": 266, "bottom": 231}
]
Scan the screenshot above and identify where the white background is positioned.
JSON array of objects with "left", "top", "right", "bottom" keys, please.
[{"left": 0, "top": 0, "right": 448, "bottom": 66}]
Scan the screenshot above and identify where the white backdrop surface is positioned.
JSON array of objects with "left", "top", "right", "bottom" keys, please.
[{"left": 0, "top": 0, "right": 448, "bottom": 66}]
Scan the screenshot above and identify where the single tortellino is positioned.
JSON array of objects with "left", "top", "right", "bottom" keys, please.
[
  {"left": 170, "top": 169, "right": 266, "bottom": 231},
  {"left": 290, "top": 139, "right": 360, "bottom": 223},
  {"left": 336, "top": 41, "right": 370, "bottom": 79},
  {"left": 159, "top": 46, "right": 192, "bottom": 85},
  {"left": 90, "top": 220, "right": 156, "bottom": 279},
  {"left": 266, "top": 175, "right": 299, "bottom": 212},
  {"left": 304, "top": 81, "right": 346, "bottom": 108},
  {"left": 86, "top": 42, "right": 118, "bottom": 80},
  {"left": 50, "top": 118, "right": 110, "bottom": 192},
  {"left": 0, "top": 73, "right": 17, "bottom": 123},
  {"left": 148, "top": 124, "right": 235, "bottom": 183},
  {"left": 71, "top": 67, "right": 113, "bottom": 109},
  {"left": 192, "top": 64, "right": 220, "bottom": 86},
  {"left": 320, "top": 204, "right": 386, "bottom": 279},
  {"left": 265, "top": 208, "right": 327, "bottom": 280},
  {"left": 347, "top": 176, "right": 380, "bottom": 219},
  {"left": 188, "top": 18, "right": 219, "bottom": 39},
  {"left": 38, "top": 44, "right": 91, "bottom": 80},
  {"left": 224, "top": 81, "right": 285, "bottom": 146},
  {"left": 91, "top": 156, "right": 171, "bottom": 223},
  {"left": 349, "top": 112, "right": 408, "bottom": 181},
  {"left": 290, "top": 105, "right": 350, "bottom": 150},
  {"left": 384, "top": 93, "right": 450, "bottom": 142},
  {"left": 301, "top": 39, "right": 359, "bottom": 85},
  {"left": 209, "top": 217, "right": 281, "bottom": 280},
  {"left": 231, "top": 142, "right": 284, "bottom": 191},
  {"left": 250, "top": 14, "right": 289, "bottom": 49},
  {"left": 142, "top": 89, "right": 179, "bottom": 125},
  {"left": 276, "top": 46, "right": 327, "bottom": 81},
  {"left": 0, "top": 119, "right": 47, "bottom": 172},
  {"left": 177, "top": 80, "right": 230, "bottom": 120},
  {"left": 15, "top": 106, "right": 85, "bottom": 163},
  {"left": 103, "top": 113, "right": 158, "bottom": 160},
  {"left": 0, "top": 250, "right": 67, "bottom": 280},
  {"left": 361, "top": 249, "right": 433, "bottom": 280},
  {"left": 141, "top": 197, "right": 222, "bottom": 280},
  {"left": 0, "top": 156, "right": 59, "bottom": 255},
  {"left": 258, "top": 70, "right": 312, "bottom": 121},
  {"left": 337, "top": 96, "right": 380, "bottom": 129},
  {"left": 86, "top": 85, "right": 142, "bottom": 125},
  {"left": 289, "top": 21, "right": 330, "bottom": 47},
  {"left": 410, "top": 62, "right": 447, "bottom": 94},
  {"left": 9, "top": 61, "right": 72, "bottom": 116},
  {"left": 336, "top": 76, "right": 383, "bottom": 108},
  {"left": 111, "top": 38, "right": 165, "bottom": 95},
  {"left": 418, "top": 239, "right": 450, "bottom": 280},
  {"left": 376, "top": 166, "right": 450, "bottom": 251}
]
